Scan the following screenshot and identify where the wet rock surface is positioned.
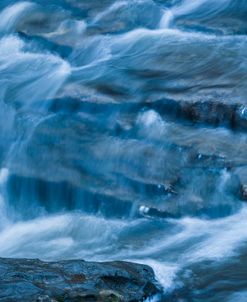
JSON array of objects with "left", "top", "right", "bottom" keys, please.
[{"left": 0, "top": 258, "right": 161, "bottom": 301}]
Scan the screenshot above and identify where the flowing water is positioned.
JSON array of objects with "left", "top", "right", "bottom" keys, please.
[{"left": 0, "top": 0, "right": 247, "bottom": 300}]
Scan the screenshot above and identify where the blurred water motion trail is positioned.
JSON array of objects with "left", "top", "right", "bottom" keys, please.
[{"left": 1, "top": 0, "right": 247, "bottom": 300}]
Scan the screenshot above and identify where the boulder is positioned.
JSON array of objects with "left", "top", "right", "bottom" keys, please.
[{"left": 0, "top": 258, "right": 161, "bottom": 302}]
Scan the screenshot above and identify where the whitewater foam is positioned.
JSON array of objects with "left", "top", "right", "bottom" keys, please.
[{"left": 0, "top": 2, "right": 36, "bottom": 33}]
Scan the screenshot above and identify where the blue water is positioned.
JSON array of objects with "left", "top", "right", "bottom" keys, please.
[{"left": 0, "top": 0, "right": 247, "bottom": 300}]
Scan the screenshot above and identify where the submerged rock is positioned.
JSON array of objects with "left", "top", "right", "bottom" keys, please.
[
  {"left": 151, "top": 98, "right": 247, "bottom": 132},
  {"left": 0, "top": 258, "right": 161, "bottom": 302}
]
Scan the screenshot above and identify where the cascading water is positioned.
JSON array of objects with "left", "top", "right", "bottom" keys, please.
[{"left": 1, "top": 0, "right": 247, "bottom": 300}]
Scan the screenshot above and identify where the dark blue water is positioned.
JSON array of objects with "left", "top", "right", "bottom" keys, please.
[{"left": 0, "top": 0, "right": 247, "bottom": 301}]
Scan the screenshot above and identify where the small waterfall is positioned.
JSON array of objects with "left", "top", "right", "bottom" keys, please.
[{"left": 159, "top": 10, "right": 174, "bottom": 28}]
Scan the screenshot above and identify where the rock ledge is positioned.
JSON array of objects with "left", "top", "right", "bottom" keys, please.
[{"left": 0, "top": 257, "right": 161, "bottom": 301}]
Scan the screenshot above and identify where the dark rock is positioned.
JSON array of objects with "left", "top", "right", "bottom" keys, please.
[
  {"left": 240, "top": 184, "right": 247, "bottom": 201},
  {"left": 180, "top": 101, "right": 236, "bottom": 127},
  {"left": 154, "top": 98, "right": 247, "bottom": 131},
  {"left": 232, "top": 167, "right": 247, "bottom": 201},
  {"left": 0, "top": 258, "right": 161, "bottom": 302}
]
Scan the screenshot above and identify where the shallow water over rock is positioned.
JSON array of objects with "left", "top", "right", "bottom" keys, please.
[{"left": 0, "top": 0, "right": 247, "bottom": 300}]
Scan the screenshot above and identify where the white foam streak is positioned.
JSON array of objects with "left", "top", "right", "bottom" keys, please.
[
  {"left": 92, "top": 1, "right": 127, "bottom": 24},
  {"left": 0, "top": 35, "right": 71, "bottom": 106},
  {"left": 0, "top": 215, "right": 75, "bottom": 258},
  {"left": 186, "top": 207, "right": 247, "bottom": 261},
  {"left": 0, "top": 2, "right": 36, "bottom": 33},
  {"left": 0, "top": 213, "right": 128, "bottom": 259},
  {"left": 160, "top": 0, "right": 232, "bottom": 29},
  {"left": 0, "top": 168, "right": 9, "bottom": 185},
  {"left": 139, "top": 259, "right": 179, "bottom": 292},
  {"left": 160, "top": 10, "right": 174, "bottom": 29},
  {"left": 0, "top": 168, "right": 10, "bottom": 229},
  {"left": 138, "top": 207, "right": 247, "bottom": 264}
]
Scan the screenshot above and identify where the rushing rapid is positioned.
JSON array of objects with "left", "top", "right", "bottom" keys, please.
[{"left": 1, "top": 0, "right": 247, "bottom": 301}]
